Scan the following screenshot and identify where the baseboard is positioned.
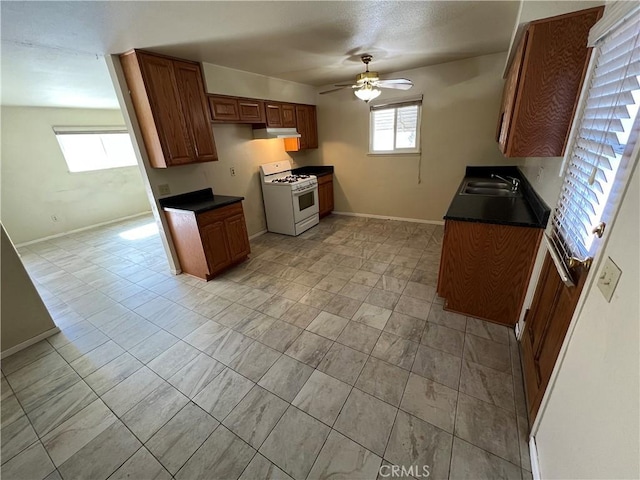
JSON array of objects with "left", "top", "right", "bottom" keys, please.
[
  {"left": 1, "top": 327, "right": 61, "bottom": 359},
  {"left": 249, "top": 229, "right": 267, "bottom": 240},
  {"left": 529, "top": 435, "right": 541, "bottom": 479},
  {"left": 15, "top": 211, "right": 153, "bottom": 247},
  {"left": 331, "top": 211, "right": 445, "bottom": 225}
]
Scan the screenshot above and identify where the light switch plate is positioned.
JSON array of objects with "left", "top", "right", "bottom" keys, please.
[
  {"left": 158, "top": 184, "right": 171, "bottom": 196},
  {"left": 597, "top": 256, "right": 621, "bottom": 302}
]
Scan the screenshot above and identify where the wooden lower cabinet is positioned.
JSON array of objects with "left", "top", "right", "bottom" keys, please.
[
  {"left": 318, "top": 174, "right": 334, "bottom": 218},
  {"left": 164, "top": 202, "right": 250, "bottom": 280},
  {"left": 437, "top": 220, "right": 542, "bottom": 326}
]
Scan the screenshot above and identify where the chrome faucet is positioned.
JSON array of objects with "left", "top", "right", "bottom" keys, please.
[{"left": 491, "top": 173, "right": 520, "bottom": 192}]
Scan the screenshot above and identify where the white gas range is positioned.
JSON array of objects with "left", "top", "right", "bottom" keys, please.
[{"left": 260, "top": 160, "right": 319, "bottom": 236}]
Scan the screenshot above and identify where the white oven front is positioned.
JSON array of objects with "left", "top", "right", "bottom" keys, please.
[{"left": 292, "top": 184, "right": 319, "bottom": 224}]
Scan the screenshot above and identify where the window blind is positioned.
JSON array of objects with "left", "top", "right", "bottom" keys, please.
[
  {"left": 370, "top": 96, "right": 422, "bottom": 153},
  {"left": 550, "top": 11, "right": 640, "bottom": 271}
]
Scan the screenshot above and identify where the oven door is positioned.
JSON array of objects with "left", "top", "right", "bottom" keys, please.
[{"left": 292, "top": 185, "right": 319, "bottom": 224}]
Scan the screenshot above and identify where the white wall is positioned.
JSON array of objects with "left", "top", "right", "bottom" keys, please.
[
  {"left": 303, "top": 52, "right": 512, "bottom": 222},
  {"left": 1, "top": 225, "right": 57, "bottom": 354},
  {"left": 534, "top": 163, "right": 639, "bottom": 479},
  {"left": 0, "top": 106, "right": 150, "bottom": 244}
]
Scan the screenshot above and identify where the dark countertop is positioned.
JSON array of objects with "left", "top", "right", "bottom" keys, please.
[
  {"left": 444, "top": 166, "right": 550, "bottom": 228},
  {"left": 292, "top": 165, "right": 334, "bottom": 177},
  {"left": 159, "top": 188, "right": 244, "bottom": 214}
]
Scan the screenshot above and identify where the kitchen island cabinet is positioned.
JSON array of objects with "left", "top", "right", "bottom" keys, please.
[
  {"left": 437, "top": 166, "right": 549, "bottom": 326},
  {"left": 160, "top": 190, "right": 250, "bottom": 280},
  {"left": 120, "top": 50, "right": 218, "bottom": 168}
]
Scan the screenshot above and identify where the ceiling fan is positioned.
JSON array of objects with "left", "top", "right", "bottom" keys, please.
[{"left": 320, "top": 54, "right": 413, "bottom": 102}]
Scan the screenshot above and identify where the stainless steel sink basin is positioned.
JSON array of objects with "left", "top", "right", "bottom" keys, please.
[
  {"left": 465, "top": 181, "right": 511, "bottom": 189},
  {"left": 459, "top": 178, "right": 522, "bottom": 197},
  {"left": 461, "top": 186, "right": 521, "bottom": 197}
]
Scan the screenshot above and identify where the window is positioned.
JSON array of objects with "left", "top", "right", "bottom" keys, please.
[
  {"left": 550, "top": 10, "right": 639, "bottom": 265},
  {"left": 369, "top": 97, "right": 422, "bottom": 154},
  {"left": 54, "top": 127, "right": 138, "bottom": 173}
]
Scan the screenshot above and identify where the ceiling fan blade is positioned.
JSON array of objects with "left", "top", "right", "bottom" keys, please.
[
  {"left": 319, "top": 84, "right": 355, "bottom": 95},
  {"left": 376, "top": 79, "right": 414, "bottom": 90}
]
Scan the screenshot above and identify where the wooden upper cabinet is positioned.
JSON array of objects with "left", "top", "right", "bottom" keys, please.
[
  {"left": 497, "top": 7, "right": 603, "bottom": 157},
  {"left": 174, "top": 61, "right": 218, "bottom": 163},
  {"left": 237, "top": 98, "right": 265, "bottom": 123},
  {"left": 265, "top": 103, "right": 283, "bottom": 127},
  {"left": 284, "top": 104, "right": 318, "bottom": 152},
  {"left": 209, "top": 96, "right": 241, "bottom": 122},
  {"left": 120, "top": 50, "right": 217, "bottom": 168},
  {"left": 281, "top": 104, "right": 296, "bottom": 128},
  {"left": 208, "top": 95, "right": 265, "bottom": 123}
]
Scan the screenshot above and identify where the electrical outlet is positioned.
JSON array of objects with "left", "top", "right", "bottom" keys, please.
[
  {"left": 597, "top": 256, "right": 622, "bottom": 302},
  {"left": 230, "top": 167, "right": 236, "bottom": 177},
  {"left": 51, "top": 214, "right": 59, "bottom": 222},
  {"left": 158, "top": 184, "right": 171, "bottom": 196},
  {"left": 536, "top": 165, "right": 544, "bottom": 183}
]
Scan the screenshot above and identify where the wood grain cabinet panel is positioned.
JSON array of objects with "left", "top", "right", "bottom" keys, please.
[
  {"left": 284, "top": 104, "right": 318, "bottom": 152},
  {"left": 120, "top": 50, "right": 218, "bottom": 168},
  {"left": 281, "top": 104, "right": 296, "bottom": 128},
  {"left": 174, "top": 61, "right": 218, "bottom": 163},
  {"left": 164, "top": 202, "right": 250, "bottom": 280},
  {"left": 265, "top": 103, "right": 283, "bottom": 127},
  {"left": 209, "top": 96, "right": 241, "bottom": 122},
  {"left": 497, "top": 7, "right": 603, "bottom": 157},
  {"left": 437, "top": 220, "right": 542, "bottom": 326},
  {"left": 317, "top": 174, "right": 334, "bottom": 218},
  {"left": 208, "top": 95, "right": 266, "bottom": 123},
  {"left": 237, "top": 98, "right": 265, "bottom": 123}
]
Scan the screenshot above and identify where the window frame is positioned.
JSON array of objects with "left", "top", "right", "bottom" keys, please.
[
  {"left": 368, "top": 97, "right": 423, "bottom": 155},
  {"left": 53, "top": 126, "right": 139, "bottom": 173}
]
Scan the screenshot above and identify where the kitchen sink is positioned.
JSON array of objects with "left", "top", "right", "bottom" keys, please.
[
  {"left": 459, "top": 179, "right": 522, "bottom": 197},
  {"left": 465, "top": 180, "right": 511, "bottom": 189}
]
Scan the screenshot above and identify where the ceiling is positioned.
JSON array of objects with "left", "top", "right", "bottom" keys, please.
[{"left": 1, "top": 1, "right": 522, "bottom": 109}]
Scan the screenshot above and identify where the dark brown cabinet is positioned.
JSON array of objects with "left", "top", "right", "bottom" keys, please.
[
  {"left": 265, "top": 103, "right": 283, "bottom": 127},
  {"left": 284, "top": 104, "right": 318, "bottom": 152},
  {"left": 164, "top": 202, "right": 250, "bottom": 280},
  {"left": 318, "top": 174, "right": 334, "bottom": 218},
  {"left": 437, "top": 220, "right": 542, "bottom": 326},
  {"left": 120, "top": 50, "right": 217, "bottom": 168},
  {"left": 208, "top": 95, "right": 265, "bottom": 123},
  {"left": 497, "top": 7, "right": 603, "bottom": 157},
  {"left": 281, "top": 104, "right": 296, "bottom": 128}
]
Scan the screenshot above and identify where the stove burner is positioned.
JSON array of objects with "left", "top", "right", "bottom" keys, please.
[{"left": 271, "top": 174, "right": 311, "bottom": 184}]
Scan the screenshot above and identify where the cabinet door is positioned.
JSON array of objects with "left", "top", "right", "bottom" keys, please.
[
  {"left": 281, "top": 104, "right": 296, "bottom": 128},
  {"left": 208, "top": 96, "right": 240, "bottom": 122},
  {"left": 201, "top": 221, "right": 232, "bottom": 274},
  {"left": 307, "top": 105, "right": 318, "bottom": 149},
  {"left": 137, "top": 53, "right": 193, "bottom": 166},
  {"left": 294, "top": 105, "right": 309, "bottom": 150},
  {"left": 318, "top": 175, "right": 334, "bottom": 218},
  {"left": 238, "top": 98, "right": 265, "bottom": 123},
  {"left": 265, "top": 103, "right": 283, "bottom": 127},
  {"left": 224, "top": 214, "right": 251, "bottom": 261},
  {"left": 497, "top": 32, "right": 527, "bottom": 154},
  {"left": 173, "top": 60, "right": 218, "bottom": 163}
]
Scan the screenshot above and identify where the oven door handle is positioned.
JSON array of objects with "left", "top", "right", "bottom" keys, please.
[{"left": 293, "top": 186, "right": 317, "bottom": 196}]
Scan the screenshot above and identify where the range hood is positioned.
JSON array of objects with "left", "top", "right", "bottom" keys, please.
[{"left": 253, "top": 127, "right": 301, "bottom": 140}]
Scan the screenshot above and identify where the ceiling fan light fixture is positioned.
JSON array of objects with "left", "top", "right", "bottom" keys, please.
[{"left": 354, "top": 84, "right": 381, "bottom": 102}]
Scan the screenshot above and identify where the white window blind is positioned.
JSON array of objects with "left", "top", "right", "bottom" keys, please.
[
  {"left": 370, "top": 98, "right": 422, "bottom": 154},
  {"left": 551, "top": 11, "right": 640, "bottom": 266}
]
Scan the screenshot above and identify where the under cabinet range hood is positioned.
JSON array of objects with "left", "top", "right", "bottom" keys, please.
[{"left": 252, "top": 127, "right": 301, "bottom": 140}]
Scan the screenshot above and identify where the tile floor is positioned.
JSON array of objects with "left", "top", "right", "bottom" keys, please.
[{"left": 2, "top": 214, "right": 532, "bottom": 480}]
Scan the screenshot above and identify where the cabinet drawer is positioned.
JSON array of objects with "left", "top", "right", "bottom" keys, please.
[
  {"left": 317, "top": 174, "right": 332, "bottom": 185},
  {"left": 196, "top": 202, "right": 243, "bottom": 227}
]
